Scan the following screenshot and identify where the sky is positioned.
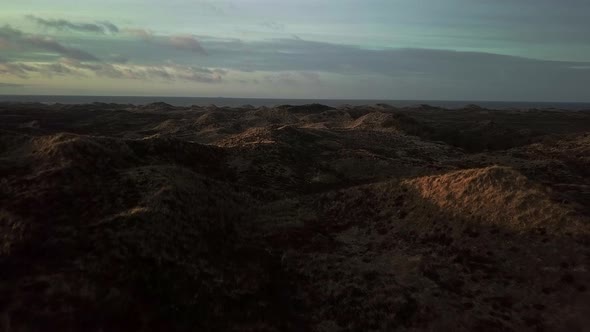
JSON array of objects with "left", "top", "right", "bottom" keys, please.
[{"left": 1, "top": 0, "right": 589, "bottom": 101}]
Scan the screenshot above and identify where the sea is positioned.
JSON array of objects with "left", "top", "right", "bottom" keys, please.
[{"left": 1, "top": 95, "right": 589, "bottom": 110}]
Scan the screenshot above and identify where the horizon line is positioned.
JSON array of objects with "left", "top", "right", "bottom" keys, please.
[{"left": 1, "top": 94, "right": 590, "bottom": 105}]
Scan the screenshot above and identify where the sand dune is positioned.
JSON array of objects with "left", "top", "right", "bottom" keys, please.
[{"left": 0, "top": 102, "right": 589, "bottom": 331}]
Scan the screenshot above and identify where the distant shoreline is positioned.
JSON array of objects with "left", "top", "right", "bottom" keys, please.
[{"left": 1, "top": 95, "right": 589, "bottom": 110}]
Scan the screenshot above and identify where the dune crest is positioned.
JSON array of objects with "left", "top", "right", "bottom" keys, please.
[{"left": 404, "top": 166, "right": 583, "bottom": 232}]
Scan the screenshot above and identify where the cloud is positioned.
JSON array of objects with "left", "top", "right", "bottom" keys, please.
[
  {"left": 98, "top": 21, "right": 119, "bottom": 34},
  {"left": 299, "top": 71, "right": 321, "bottom": 84},
  {"left": 108, "top": 54, "right": 129, "bottom": 64},
  {"left": 25, "top": 36, "right": 99, "bottom": 61},
  {"left": 124, "top": 29, "right": 207, "bottom": 54},
  {"left": 2, "top": 57, "right": 225, "bottom": 83},
  {"left": 26, "top": 15, "right": 119, "bottom": 34},
  {"left": 123, "top": 28, "right": 155, "bottom": 41},
  {"left": 260, "top": 21, "right": 285, "bottom": 31},
  {"left": 0, "top": 25, "right": 99, "bottom": 61},
  {"left": 215, "top": 38, "right": 590, "bottom": 82},
  {"left": 39, "top": 62, "right": 80, "bottom": 76},
  {"left": 0, "top": 61, "right": 82, "bottom": 78},
  {"left": 1, "top": 58, "right": 88, "bottom": 79},
  {"left": 0, "top": 82, "right": 24, "bottom": 88},
  {"left": 0, "top": 25, "right": 24, "bottom": 39},
  {"left": 187, "top": 37, "right": 588, "bottom": 100},
  {"left": 175, "top": 66, "right": 225, "bottom": 83},
  {"left": 167, "top": 35, "right": 207, "bottom": 54},
  {"left": 263, "top": 71, "right": 321, "bottom": 86},
  {"left": 2, "top": 20, "right": 589, "bottom": 100},
  {"left": 194, "top": 0, "right": 230, "bottom": 15},
  {"left": 0, "top": 39, "right": 10, "bottom": 49},
  {"left": 96, "top": 63, "right": 223, "bottom": 83},
  {"left": 0, "top": 62, "right": 41, "bottom": 78}
]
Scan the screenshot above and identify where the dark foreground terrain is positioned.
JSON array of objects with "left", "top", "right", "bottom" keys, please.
[{"left": 0, "top": 102, "right": 589, "bottom": 331}]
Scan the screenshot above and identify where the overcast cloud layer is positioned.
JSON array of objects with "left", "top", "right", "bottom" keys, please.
[{"left": 0, "top": 0, "right": 589, "bottom": 101}]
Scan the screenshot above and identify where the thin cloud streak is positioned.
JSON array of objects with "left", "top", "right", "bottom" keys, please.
[
  {"left": 26, "top": 15, "right": 119, "bottom": 34},
  {"left": 1, "top": 58, "right": 225, "bottom": 83},
  {"left": 0, "top": 82, "right": 24, "bottom": 88}
]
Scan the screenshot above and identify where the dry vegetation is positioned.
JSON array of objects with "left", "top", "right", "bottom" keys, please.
[{"left": 0, "top": 102, "right": 589, "bottom": 331}]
